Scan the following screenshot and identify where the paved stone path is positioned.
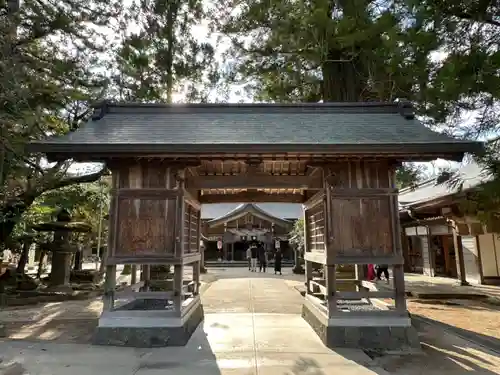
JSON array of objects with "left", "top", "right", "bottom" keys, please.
[
  {"left": 202, "top": 276, "right": 303, "bottom": 314},
  {"left": 0, "top": 271, "right": 390, "bottom": 374}
]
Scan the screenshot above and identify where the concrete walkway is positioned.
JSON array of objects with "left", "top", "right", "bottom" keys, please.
[{"left": 0, "top": 273, "right": 389, "bottom": 375}]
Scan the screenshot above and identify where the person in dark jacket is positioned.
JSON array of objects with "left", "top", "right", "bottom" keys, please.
[
  {"left": 258, "top": 243, "right": 267, "bottom": 272},
  {"left": 274, "top": 249, "right": 282, "bottom": 275}
]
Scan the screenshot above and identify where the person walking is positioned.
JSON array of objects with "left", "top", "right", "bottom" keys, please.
[
  {"left": 274, "top": 249, "right": 282, "bottom": 275},
  {"left": 250, "top": 243, "right": 258, "bottom": 272},
  {"left": 246, "top": 246, "right": 252, "bottom": 270},
  {"left": 258, "top": 243, "right": 267, "bottom": 272}
]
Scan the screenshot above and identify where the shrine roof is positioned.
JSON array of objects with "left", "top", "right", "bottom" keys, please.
[
  {"left": 201, "top": 203, "right": 302, "bottom": 220},
  {"left": 398, "top": 162, "right": 491, "bottom": 210},
  {"left": 203, "top": 203, "right": 299, "bottom": 227},
  {"left": 29, "top": 101, "right": 482, "bottom": 161}
]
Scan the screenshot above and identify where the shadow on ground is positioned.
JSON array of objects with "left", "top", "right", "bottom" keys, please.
[
  {"left": 1, "top": 297, "right": 101, "bottom": 344},
  {"left": 368, "top": 320, "right": 500, "bottom": 375}
]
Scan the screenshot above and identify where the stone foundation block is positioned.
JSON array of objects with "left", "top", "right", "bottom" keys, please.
[
  {"left": 92, "top": 302, "right": 204, "bottom": 348},
  {"left": 302, "top": 302, "right": 421, "bottom": 353}
]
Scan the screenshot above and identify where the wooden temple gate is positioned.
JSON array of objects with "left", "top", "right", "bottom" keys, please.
[
  {"left": 100, "top": 158, "right": 408, "bottom": 334},
  {"left": 302, "top": 161, "right": 406, "bottom": 326},
  {"left": 28, "top": 101, "right": 480, "bottom": 349},
  {"left": 102, "top": 161, "right": 202, "bottom": 324}
]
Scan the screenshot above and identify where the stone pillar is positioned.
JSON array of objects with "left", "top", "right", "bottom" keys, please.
[
  {"left": 50, "top": 248, "right": 73, "bottom": 287},
  {"left": 103, "top": 264, "right": 116, "bottom": 311},
  {"left": 27, "top": 244, "right": 36, "bottom": 269}
]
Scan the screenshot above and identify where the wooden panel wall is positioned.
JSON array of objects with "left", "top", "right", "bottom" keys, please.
[
  {"left": 325, "top": 160, "right": 397, "bottom": 258},
  {"left": 305, "top": 202, "right": 326, "bottom": 254},
  {"left": 112, "top": 162, "right": 178, "bottom": 257},
  {"left": 184, "top": 204, "right": 201, "bottom": 254}
]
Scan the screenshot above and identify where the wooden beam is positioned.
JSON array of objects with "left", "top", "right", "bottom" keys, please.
[
  {"left": 304, "top": 190, "right": 325, "bottom": 210},
  {"left": 330, "top": 188, "right": 398, "bottom": 198},
  {"left": 304, "top": 252, "right": 327, "bottom": 264},
  {"left": 183, "top": 189, "right": 201, "bottom": 211},
  {"left": 114, "top": 188, "right": 179, "bottom": 199},
  {"left": 107, "top": 253, "right": 201, "bottom": 265},
  {"left": 186, "top": 174, "right": 321, "bottom": 190},
  {"left": 199, "top": 191, "right": 305, "bottom": 204}
]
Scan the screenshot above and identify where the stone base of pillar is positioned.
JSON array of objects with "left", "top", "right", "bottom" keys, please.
[
  {"left": 93, "top": 298, "right": 204, "bottom": 347},
  {"left": 301, "top": 298, "right": 421, "bottom": 353}
]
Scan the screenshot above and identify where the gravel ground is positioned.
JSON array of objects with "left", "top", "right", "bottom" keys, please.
[{"left": 380, "top": 297, "right": 500, "bottom": 342}]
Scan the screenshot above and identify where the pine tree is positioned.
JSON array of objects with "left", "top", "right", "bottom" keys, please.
[{"left": 113, "top": 0, "right": 216, "bottom": 103}]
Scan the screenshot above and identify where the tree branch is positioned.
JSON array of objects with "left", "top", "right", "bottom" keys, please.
[{"left": 47, "top": 168, "right": 108, "bottom": 191}]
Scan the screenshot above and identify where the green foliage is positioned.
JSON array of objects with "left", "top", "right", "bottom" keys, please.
[
  {"left": 113, "top": 0, "right": 217, "bottom": 103},
  {"left": 0, "top": 0, "right": 119, "bottom": 246},
  {"left": 396, "top": 163, "right": 426, "bottom": 189},
  {"left": 289, "top": 218, "right": 305, "bottom": 255}
]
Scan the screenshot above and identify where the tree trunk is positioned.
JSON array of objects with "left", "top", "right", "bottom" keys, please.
[
  {"left": 321, "top": 51, "right": 366, "bottom": 102},
  {"left": 16, "top": 241, "right": 30, "bottom": 274},
  {"left": 98, "top": 247, "right": 107, "bottom": 274},
  {"left": 164, "top": 2, "right": 180, "bottom": 103},
  {"left": 36, "top": 251, "right": 47, "bottom": 279}
]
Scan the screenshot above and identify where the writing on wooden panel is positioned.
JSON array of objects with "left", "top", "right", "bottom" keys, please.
[
  {"left": 183, "top": 203, "right": 200, "bottom": 254},
  {"left": 306, "top": 201, "right": 326, "bottom": 254},
  {"left": 115, "top": 197, "right": 176, "bottom": 256},
  {"left": 329, "top": 197, "right": 393, "bottom": 256}
]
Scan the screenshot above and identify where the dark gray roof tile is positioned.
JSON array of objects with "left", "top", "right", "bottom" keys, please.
[{"left": 29, "top": 102, "right": 482, "bottom": 158}]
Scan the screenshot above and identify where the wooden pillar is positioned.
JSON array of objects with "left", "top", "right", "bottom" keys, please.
[
  {"left": 305, "top": 261, "right": 313, "bottom": 294},
  {"left": 175, "top": 169, "right": 186, "bottom": 258},
  {"left": 401, "top": 233, "right": 412, "bottom": 272},
  {"left": 303, "top": 202, "right": 312, "bottom": 293},
  {"left": 452, "top": 226, "right": 469, "bottom": 285},
  {"left": 200, "top": 243, "right": 206, "bottom": 272},
  {"left": 141, "top": 265, "right": 150, "bottom": 291},
  {"left": 131, "top": 265, "right": 137, "bottom": 285},
  {"left": 174, "top": 169, "right": 186, "bottom": 313},
  {"left": 174, "top": 264, "right": 184, "bottom": 315},
  {"left": 389, "top": 165, "right": 406, "bottom": 312},
  {"left": 193, "top": 261, "right": 200, "bottom": 295},
  {"left": 103, "top": 168, "right": 119, "bottom": 311},
  {"left": 325, "top": 264, "right": 337, "bottom": 316},
  {"left": 103, "top": 264, "right": 116, "bottom": 311},
  {"left": 442, "top": 235, "right": 451, "bottom": 276}
]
